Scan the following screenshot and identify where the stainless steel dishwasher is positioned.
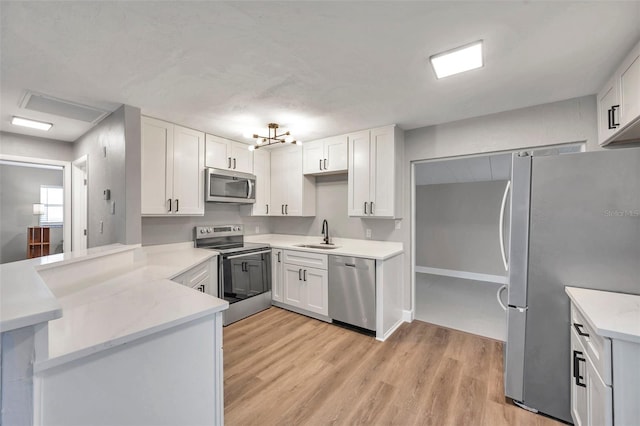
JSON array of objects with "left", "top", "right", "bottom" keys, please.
[{"left": 328, "top": 255, "right": 376, "bottom": 332}]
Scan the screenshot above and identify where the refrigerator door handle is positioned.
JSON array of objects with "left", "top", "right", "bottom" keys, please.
[
  {"left": 499, "top": 180, "right": 511, "bottom": 271},
  {"left": 496, "top": 285, "right": 508, "bottom": 311}
]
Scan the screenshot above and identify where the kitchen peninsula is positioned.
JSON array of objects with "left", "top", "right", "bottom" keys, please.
[{"left": 0, "top": 243, "right": 227, "bottom": 426}]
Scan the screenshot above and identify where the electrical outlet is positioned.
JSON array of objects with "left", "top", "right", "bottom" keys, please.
[
  {"left": 366, "top": 229, "right": 372, "bottom": 238},
  {"left": 255, "top": 225, "right": 260, "bottom": 234},
  {"left": 395, "top": 220, "right": 401, "bottom": 230}
]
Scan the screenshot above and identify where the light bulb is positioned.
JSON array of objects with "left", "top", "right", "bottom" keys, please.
[
  {"left": 243, "top": 131, "right": 254, "bottom": 139},
  {"left": 284, "top": 135, "right": 294, "bottom": 143},
  {"left": 248, "top": 145, "right": 255, "bottom": 151}
]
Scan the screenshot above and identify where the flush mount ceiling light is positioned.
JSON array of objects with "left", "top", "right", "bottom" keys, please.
[
  {"left": 429, "top": 40, "right": 483, "bottom": 79},
  {"left": 247, "top": 123, "right": 297, "bottom": 151},
  {"left": 11, "top": 116, "right": 53, "bottom": 131}
]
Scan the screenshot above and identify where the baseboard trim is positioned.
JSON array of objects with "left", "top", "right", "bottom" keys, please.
[
  {"left": 377, "top": 318, "right": 403, "bottom": 342},
  {"left": 402, "top": 309, "right": 414, "bottom": 323}
]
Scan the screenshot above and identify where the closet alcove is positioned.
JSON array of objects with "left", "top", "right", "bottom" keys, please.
[{"left": 414, "top": 153, "right": 511, "bottom": 341}]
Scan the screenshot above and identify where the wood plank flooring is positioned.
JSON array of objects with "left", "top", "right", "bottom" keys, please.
[{"left": 224, "top": 307, "right": 562, "bottom": 426}]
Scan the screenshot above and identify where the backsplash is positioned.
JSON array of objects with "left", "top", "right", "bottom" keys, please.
[{"left": 141, "top": 175, "right": 403, "bottom": 246}]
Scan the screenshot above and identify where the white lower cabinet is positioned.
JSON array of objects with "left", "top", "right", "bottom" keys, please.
[
  {"left": 172, "top": 257, "right": 218, "bottom": 297},
  {"left": 569, "top": 302, "right": 624, "bottom": 426},
  {"left": 276, "top": 250, "right": 328, "bottom": 317}
]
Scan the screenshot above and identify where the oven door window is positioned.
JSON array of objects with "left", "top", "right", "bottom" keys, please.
[
  {"left": 209, "top": 174, "right": 251, "bottom": 198},
  {"left": 222, "top": 251, "right": 271, "bottom": 303}
]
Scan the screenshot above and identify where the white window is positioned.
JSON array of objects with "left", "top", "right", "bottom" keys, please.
[{"left": 40, "top": 185, "right": 63, "bottom": 226}]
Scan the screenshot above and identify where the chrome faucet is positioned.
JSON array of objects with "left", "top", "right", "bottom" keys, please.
[{"left": 321, "top": 219, "right": 330, "bottom": 245}]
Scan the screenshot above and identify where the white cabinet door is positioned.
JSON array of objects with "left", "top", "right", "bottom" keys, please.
[
  {"left": 571, "top": 329, "right": 588, "bottom": 426},
  {"left": 324, "top": 135, "right": 348, "bottom": 173},
  {"left": 271, "top": 249, "right": 283, "bottom": 302},
  {"left": 231, "top": 142, "right": 253, "bottom": 174},
  {"left": 620, "top": 51, "right": 640, "bottom": 128},
  {"left": 587, "top": 359, "right": 613, "bottom": 426},
  {"left": 285, "top": 148, "right": 303, "bottom": 216},
  {"left": 270, "top": 148, "right": 287, "bottom": 216},
  {"left": 303, "top": 140, "right": 324, "bottom": 174},
  {"left": 251, "top": 149, "right": 271, "bottom": 216},
  {"left": 205, "top": 134, "right": 230, "bottom": 169},
  {"left": 172, "top": 125, "right": 204, "bottom": 215},
  {"left": 347, "top": 130, "right": 371, "bottom": 216},
  {"left": 598, "top": 77, "right": 621, "bottom": 145},
  {"left": 303, "top": 267, "right": 328, "bottom": 316},
  {"left": 370, "top": 126, "right": 395, "bottom": 217},
  {"left": 141, "top": 117, "right": 173, "bottom": 215},
  {"left": 283, "top": 264, "right": 304, "bottom": 308}
]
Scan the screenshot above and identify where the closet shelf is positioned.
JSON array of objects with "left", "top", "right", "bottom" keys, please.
[{"left": 415, "top": 266, "right": 507, "bottom": 285}]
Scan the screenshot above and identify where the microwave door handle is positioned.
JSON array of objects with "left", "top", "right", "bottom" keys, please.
[{"left": 247, "top": 178, "right": 254, "bottom": 199}]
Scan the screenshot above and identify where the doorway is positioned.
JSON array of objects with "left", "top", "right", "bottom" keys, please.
[{"left": 0, "top": 155, "right": 71, "bottom": 263}]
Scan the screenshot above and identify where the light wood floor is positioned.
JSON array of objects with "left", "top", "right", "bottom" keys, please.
[{"left": 224, "top": 307, "right": 562, "bottom": 426}]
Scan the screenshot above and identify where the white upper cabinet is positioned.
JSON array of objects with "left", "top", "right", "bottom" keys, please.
[
  {"left": 347, "top": 125, "right": 403, "bottom": 218},
  {"left": 141, "top": 117, "right": 205, "bottom": 216},
  {"left": 205, "top": 134, "right": 253, "bottom": 174},
  {"left": 302, "top": 135, "right": 348, "bottom": 175},
  {"left": 250, "top": 148, "right": 271, "bottom": 216},
  {"left": 270, "top": 146, "right": 316, "bottom": 216},
  {"left": 598, "top": 39, "right": 640, "bottom": 146}
]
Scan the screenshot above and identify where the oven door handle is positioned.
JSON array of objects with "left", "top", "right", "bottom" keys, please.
[{"left": 224, "top": 249, "right": 272, "bottom": 260}]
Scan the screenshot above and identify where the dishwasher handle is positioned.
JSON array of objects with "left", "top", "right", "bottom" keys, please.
[{"left": 344, "top": 263, "right": 356, "bottom": 267}]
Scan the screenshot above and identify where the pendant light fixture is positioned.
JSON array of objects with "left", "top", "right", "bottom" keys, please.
[{"left": 247, "top": 123, "right": 297, "bottom": 151}]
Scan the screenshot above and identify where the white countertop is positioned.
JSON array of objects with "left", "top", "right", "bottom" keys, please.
[
  {"left": 566, "top": 286, "right": 640, "bottom": 344},
  {"left": 2, "top": 242, "right": 228, "bottom": 371},
  {"left": 0, "top": 244, "right": 137, "bottom": 333},
  {"left": 245, "top": 234, "right": 403, "bottom": 260}
]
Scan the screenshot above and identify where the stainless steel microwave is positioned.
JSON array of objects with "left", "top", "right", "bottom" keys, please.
[{"left": 205, "top": 168, "right": 256, "bottom": 204}]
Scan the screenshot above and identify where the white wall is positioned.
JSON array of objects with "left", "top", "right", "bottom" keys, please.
[
  {"left": 415, "top": 180, "right": 508, "bottom": 276},
  {"left": 0, "top": 131, "right": 74, "bottom": 161},
  {"left": 73, "top": 105, "right": 141, "bottom": 247},
  {"left": 401, "top": 95, "right": 598, "bottom": 310}
]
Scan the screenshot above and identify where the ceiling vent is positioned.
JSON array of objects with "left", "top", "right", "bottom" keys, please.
[{"left": 20, "top": 91, "right": 109, "bottom": 124}]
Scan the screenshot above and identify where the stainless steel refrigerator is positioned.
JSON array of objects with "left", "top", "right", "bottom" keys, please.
[{"left": 504, "top": 147, "right": 640, "bottom": 423}]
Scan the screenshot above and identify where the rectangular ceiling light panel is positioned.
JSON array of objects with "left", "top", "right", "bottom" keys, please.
[
  {"left": 20, "top": 92, "right": 109, "bottom": 123},
  {"left": 11, "top": 116, "right": 53, "bottom": 131},
  {"left": 430, "top": 40, "right": 483, "bottom": 79}
]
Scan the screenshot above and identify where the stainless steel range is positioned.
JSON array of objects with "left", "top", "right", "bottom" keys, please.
[{"left": 194, "top": 225, "right": 271, "bottom": 325}]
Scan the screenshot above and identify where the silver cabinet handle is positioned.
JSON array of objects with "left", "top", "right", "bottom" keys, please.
[
  {"left": 228, "top": 157, "right": 232, "bottom": 168},
  {"left": 319, "top": 159, "right": 323, "bottom": 171},
  {"left": 233, "top": 158, "right": 237, "bottom": 169},
  {"left": 168, "top": 199, "right": 172, "bottom": 212},
  {"left": 277, "top": 251, "right": 281, "bottom": 262},
  {"left": 303, "top": 269, "right": 307, "bottom": 281},
  {"left": 175, "top": 199, "right": 179, "bottom": 212},
  {"left": 285, "top": 204, "right": 288, "bottom": 215},
  {"left": 281, "top": 204, "right": 284, "bottom": 215},
  {"left": 364, "top": 202, "right": 367, "bottom": 215},
  {"left": 266, "top": 204, "right": 269, "bottom": 214},
  {"left": 324, "top": 158, "right": 327, "bottom": 170},
  {"left": 298, "top": 268, "right": 302, "bottom": 280},
  {"left": 370, "top": 201, "right": 374, "bottom": 215}
]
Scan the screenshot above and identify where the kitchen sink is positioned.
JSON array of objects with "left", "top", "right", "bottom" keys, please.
[{"left": 294, "top": 243, "right": 340, "bottom": 250}]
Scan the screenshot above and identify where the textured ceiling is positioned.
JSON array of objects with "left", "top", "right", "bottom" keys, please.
[{"left": 1, "top": 1, "right": 639, "bottom": 142}]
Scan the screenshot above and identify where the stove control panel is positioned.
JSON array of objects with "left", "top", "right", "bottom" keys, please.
[{"left": 195, "top": 224, "right": 243, "bottom": 239}]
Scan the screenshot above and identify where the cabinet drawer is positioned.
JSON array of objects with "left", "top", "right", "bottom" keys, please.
[
  {"left": 571, "top": 304, "right": 612, "bottom": 385},
  {"left": 283, "top": 250, "right": 328, "bottom": 270}
]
